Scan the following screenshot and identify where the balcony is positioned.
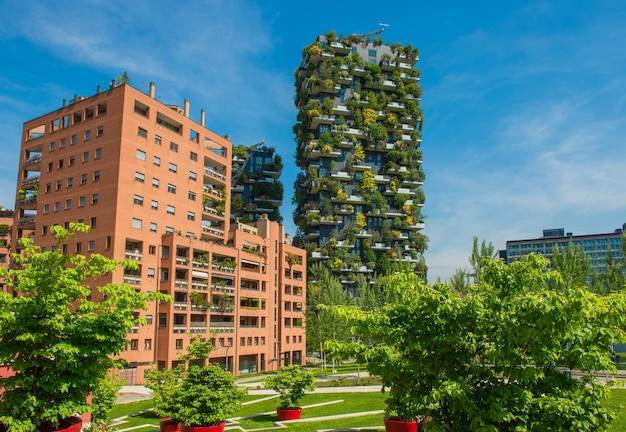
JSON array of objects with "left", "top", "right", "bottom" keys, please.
[
  {"left": 329, "top": 41, "right": 350, "bottom": 54},
  {"left": 18, "top": 215, "right": 36, "bottom": 227},
  {"left": 332, "top": 105, "right": 350, "bottom": 116},
  {"left": 123, "top": 275, "right": 142, "bottom": 285},
  {"left": 330, "top": 171, "right": 352, "bottom": 180},
  {"left": 175, "top": 279, "right": 189, "bottom": 288},
  {"left": 203, "top": 167, "right": 226, "bottom": 182},
  {"left": 24, "top": 156, "right": 42, "bottom": 167},
  {"left": 212, "top": 284, "right": 235, "bottom": 294},
  {"left": 174, "top": 302, "right": 188, "bottom": 311},
  {"left": 190, "top": 324, "right": 208, "bottom": 334},
  {"left": 173, "top": 325, "right": 187, "bottom": 334},
  {"left": 387, "top": 101, "right": 405, "bottom": 111},
  {"left": 21, "top": 176, "right": 40, "bottom": 186},
  {"left": 353, "top": 162, "right": 372, "bottom": 171},
  {"left": 203, "top": 185, "right": 224, "bottom": 199},
  {"left": 125, "top": 249, "right": 143, "bottom": 262},
  {"left": 191, "top": 281, "right": 209, "bottom": 290},
  {"left": 202, "top": 225, "right": 225, "bottom": 237},
  {"left": 309, "top": 115, "right": 335, "bottom": 129}
]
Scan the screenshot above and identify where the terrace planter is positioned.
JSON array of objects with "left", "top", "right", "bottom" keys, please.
[
  {"left": 160, "top": 419, "right": 181, "bottom": 432},
  {"left": 39, "top": 417, "right": 83, "bottom": 432},
  {"left": 276, "top": 407, "right": 303, "bottom": 421},
  {"left": 384, "top": 417, "right": 417, "bottom": 432},
  {"left": 179, "top": 422, "right": 225, "bottom": 432}
]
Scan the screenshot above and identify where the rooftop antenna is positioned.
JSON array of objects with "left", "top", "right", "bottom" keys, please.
[{"left": 354, "top": 23, "right": 389, "bottom": 38}]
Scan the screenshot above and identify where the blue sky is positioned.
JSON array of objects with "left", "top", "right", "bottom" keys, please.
[{"left": 2, "top": 0, "right": 626, "bottom": 281}]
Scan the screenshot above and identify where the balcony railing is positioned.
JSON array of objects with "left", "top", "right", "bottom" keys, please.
[
  {"left": 125, "top": 249, "right": 143, "bottom": 261},
  {"left": 203, "top": 167, "right": 226, "bottom": 181}
]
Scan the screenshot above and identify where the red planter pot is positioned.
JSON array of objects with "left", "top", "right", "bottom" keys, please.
[
  {"left": 160, "top": 419, "right": 181, "bottom": 432},
  {"left": 179, "top": 422, "right": 225, "bottom": 432},
  {"left": 384, "top": 417, "right": 417, "bottom": 432},
  {"left": 276, "top": 407, "right": 303, "bottom": 421},
  {"left": 39, "top": 417, "right": 83, "bottom": 432}
]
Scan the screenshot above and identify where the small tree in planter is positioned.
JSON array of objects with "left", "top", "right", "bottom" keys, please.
[
  {"left": 265, "top": 365, "right": 315, "bottom": 420},
  {"left": 0, "top": 223, "right": 169, "bottom": 432},
  {"left": 145, "top": 367, "right": 182, "bottom": 432}
]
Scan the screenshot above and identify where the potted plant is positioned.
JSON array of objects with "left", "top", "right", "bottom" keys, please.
[
  {"left": 145, "top": 367, "right": 182, "bottom": 432},
  {"left": 0, "top": 223, "right": 167, "bottom": 432},
  {"left": 172, "top": 364, "right": 246, "bottom": 432},
  {"left": 265, "top": 365, "right": 315, "bottom": 420}
]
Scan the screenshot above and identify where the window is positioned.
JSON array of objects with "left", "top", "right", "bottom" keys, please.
[
  {"left": 90, "top": 216, "right": 97, "bottom": 227},
  {"left": 106, "top": 236, "right": 111, "bottom": 250},
  {"left": 138, "top": 127, "right": 147, "bottom": 138},
  {"left": 92, "top": 171, "right": 100, "bottom": 183},
  {"left": 152, "top": 178, "right": 160, "bottom": 188},
  {"left": 175, "top": 339, "right": 183, "bottom": 350},
  {"left": 132, "top": 218, "right": 142, "bottom": 229},
  {"left": 65, "top": 199, "right": 72, "bottom": 210},
  {"left": 188, "top": 191, "right": 196, "bottom": 201},
  {"left": 67, "top": 177, "right": 73, "bottom": 188},
  {"left": 189, "top": 171, "right": 197, "bottom": 181},
  {"left": 58, "top": 159, "right": 63, "bottom": 169},
  {"left": 146, "top": 314, "right": 153, "bottom": 325},
  {"left": 149, "top": 222, "right": 157, "bottom": 232},
  {"left": 190, "top": 151, "right": 198, "bottom": 162},
  {"left": 75, "top": 242, "right": 82, "bottom": 253},
  {"left": 95, "top": 148, "right": 102, "bottom": 159},
  {"left": 155, "top": 135, "right": 162, "bottom": 145},
  {"left": 368, "top": 48, "right": 377, "bottom": 57},
  {"left": 97, "top": 102, "right": 107, "bottom": 116},
  {"left": 187, "top": 211, "right": 195, "bottom": 221},
  {"left": 153, "top": 156, "right": 161, "bottom": 166},
  {"left": 136, "top": 149, "right": 146, "bottom": 160},
  {"left": 135, "top": 172, "right": 145, "bottom": 182},
  {"left": 167, "top": 184, "right": 176, "bottom": 194},
  {"left": 69, "top": 156, "right": 75, "bottom": 166},
  {"left": 165, "top": 226, "right": 174, "bottom": 234},
  {"left": 71, "top": 135, "right": 77, "bottom": 145},
  {"left": 62, "top": 244, "right": 68, "bottom": 254},
  {"left": 56, "top": 180, "right": 62, "bottom": 191},
  {"left": 47, "top": 162, "right": 52, "bottom": 172},
  {"left": 60, "top": 138, "right": 66, "bottom": 148},
  {"left": 85, "top": 107, "right": 94, "bottom": 120},
  {"left": 144, "top": 339, "right": 152, "bottom": 350},
  {"left": 92, "top": 193, "right": 99, "bottom": 204},
  {"left": 97, "top": 126, "right": 104, "bottom": 136},
  {"left": 133, "top": 194, "right": 144, "bottom": 205},
  {"left": 151, "top": 200, "right": 158, "bottom": 210},
  {"left": 82, "top": 151, "right": 89, "bottom": 162},
  {"left": 168, "top": 162, "right": 177, "bottom": 173},
  {"left": 54, "top": 202, "right": 60, "bottom": 212},
  {"left": 149, "top": 245, "right": 156, "bottom": 255},
  {"left": 85, "top": 130, "right": 91, "bottom": 141},
  {"left": 44, "top": 204, "right": 50, "bottom": 214},
  {"left": 79, "top": 196, "right": 85, "bottom": 207},
  {"left": 81, "top": 174, "right": 87, "bottom": 184},
  {"left": 45, "top": 183, "right": 51, "bottom": 193},
  {"left": 88, "top": 240, "right": 95, "bottom": 251},
  {"left": 42, "top": 225, "right": 48, "bottom": 236},
  {"left": 50, "top": 142, "right": 56, "bottom": 151},
  {"left": 130, "top": 339, "right": 138, "bottom": 351},
  {"left": 170, "top": 142, "right": 178, "bottom": 152},
  {"left": 166, "top": 205, "right": 175, "bottom": 215},
  {"left": 158, "top": 314, "right": 166, "bottom": 327}
]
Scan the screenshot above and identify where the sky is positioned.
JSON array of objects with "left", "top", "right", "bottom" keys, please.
[{"left": 1, "top": 0, "right": 626, "bottom": 281}]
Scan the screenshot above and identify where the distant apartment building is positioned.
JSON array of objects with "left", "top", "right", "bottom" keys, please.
[
  {"left": 11, "top": 82, "right": 306, "bottom": 383},
  {"left": 231, "top": 143, "right": 283, "bottom": 224},
  {"left": 292, "top": 30, "right": 427, "bottom": 288},
  {"left": 502, "top": 225, "right": 626, "bottom": 273}
]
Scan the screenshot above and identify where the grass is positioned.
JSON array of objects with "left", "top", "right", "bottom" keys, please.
[{"left": 110, "top": 388, "right": 626, "bottom": 431}]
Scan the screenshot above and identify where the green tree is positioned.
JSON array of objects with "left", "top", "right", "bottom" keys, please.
[
  {"left": 469, "top": 236, "right": 494, "bottom": 284},
  {"left": 91, "top": 374, "right": 124, "bottom": 424},
  {"left": 0, "top": 223, "right": 168, "bottom": 432},
  {"left": 448, "top": 268, "right": 470, "bottom": 295},
  {"left": 551, "top": 241, "right": 591, "bottom": 290}
]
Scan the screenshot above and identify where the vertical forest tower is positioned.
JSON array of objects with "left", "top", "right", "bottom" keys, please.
[{"left": 293, "top": 30, "right": 427, "bottom": 287}]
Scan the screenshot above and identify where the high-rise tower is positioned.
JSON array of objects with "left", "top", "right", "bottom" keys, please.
[{"left": 293, "top": 30, "right": 427, "bottom": 287}]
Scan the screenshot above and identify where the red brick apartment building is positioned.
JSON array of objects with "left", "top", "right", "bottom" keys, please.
[{"left": 11, "top": 82, "right": 306, "bottom": 383}]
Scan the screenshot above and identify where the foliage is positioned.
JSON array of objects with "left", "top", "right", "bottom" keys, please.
[
  {"left": 265, "top": 365, "right": 316, "bottom": 409},
  {"left": 91, "top": 374, "right": 124, "bottom": 423},
  {"left": 115, "top": 71, "right": 130, "bottom": 85},
  {"left": 469, "top": 236, "right": 494, "bottom": 284},
  {"left": 144, "top": 367, "right": 181, "bottom": 421},
  {"left": 0, "top": 224, "right": 10, "bottom": 234},
  {"left": 333, "top": 256, "right": 626, "bottom": 429},
  {"left": 0, "top": 223, "right": 169, "bottom": 432},
  {"left": 551, "top": 241, "right": 591, "bottom": 290}
]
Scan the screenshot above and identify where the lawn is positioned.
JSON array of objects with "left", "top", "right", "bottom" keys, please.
[{"left": 109, "top": 387, "right": 626, "bottom": 431}]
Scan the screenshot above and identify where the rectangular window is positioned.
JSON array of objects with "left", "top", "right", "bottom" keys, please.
[
  {"left": 190, "top": 151, "right": 198, "bottom": 162},
  {"left": 44, "top": 204, "right": 50, "bottom": 214},
  {"left": 175, "top": 339, "right": 183, "bottom": 350},
  {"left": 65, "top": 199, "right": 72, "bottom": 210},
  {"left": 149, "top": 222, "right": 157, "bottom": 232},
  {"left": 165, "top": 226, "right": 174, "bottom": 234},
  {"left": 368, "top": 49, "right": 377, "bottom": 57},
  {"left": 75, "top": 242, "right": 82, "bottom": 253},
  {"left": 95, "top": 148, "right": 102, "bottom": 159},
  {"left": 168, "top": 162, "right": 177, "bottom": 173},
  {"left": 189, "top": 171, "right": 197, "bottom": 181},
  {"left": 71, "top": 135, "right": 77, "bottom": 145},
  {"left": 69, "top": 156, "right": 75, "bottom": 167},
  {"left": 187, "top": 211, "right": 195, "bottom": 221},
  {"left": 155, "top": 135, "right": 162, "bottom": 145},
  {"left": 153, "top": 156, "right": 161, "bottom": 166},
  {"left": 136, "top": 149, "right": 146, "bottom": 161},
  {"left": 79, "top": 196, "right": 85, "bottom": 207},
  {"left": 60, "top": 138, "right": 66, "bottom": 148},
  {"left": 85, "top": 130, "right": 91, "bottom": 141},
  {"left": 54, "top": 202, "right": 60, "bottom": 212},
  {"left": 50, "top": 142, "right": 55, "bottom": 151},
  {"left": 93, "top": 170, "right": 100, "bottom": 182},
  {"left": 133, "top": 194, "right": 144, "bottom": 205},
  {"left": 138, "top": 127, "right": 147, "bottom": 138},
  {"left": 132, "top": 218, "right": 142, "bottom": 229},
  {"left": 166, "top": 205, "right": 175, "bottom": 215},
  {"left": 144, "top": 339, "right": 152, "bottom": 350},
  {"left": 85, "top": 106, "right": 94, "bottom": 120},
  {"left": 167, "top": 184, "right": 176, "bottom": 194},
  {"left": 45, "top": 183, "right": 51, "bottom": 193},
  {"left": 158, "top": 314, "right": 166, "bottom": 327},
  {"left": 47, "top": 162, "right": 53, "bottom": 172},
  {"left": 90, "top": 216, "right": 97, "bottom": 227},
  {"left": 81, "top": 174, "right": 87, "bottom": 184},
  {"left": 88, "top": 240, "right": 95, "bottom": 251},
  {"left": 152, "top": 178, "right": 160, "bottom": 188},
  {"left": 189, "top": 130, "right": 199, "bottom": 143},
  {"left": 170, "top": 142, "right": 178, "bottom": 153},
  {"left": 67, "top": 177, "right": 73, "bottom": 188},
  {"left": 56, "top": 180, "right": 62, "bottom": 191},
  {"left": 92, "top": 193, "right": 99, "bottom": 204},
  {"left": 188, "top": 191, "right": 196, "bottom": 201},
  {"left": 146, "top": 314, "right": 153, "bottom": 325},
  {"left": 135, "top": 172, "right": 145, "bottom": 182},
  {"left": 42, "top": 225, "right": 48, "bottom": 236},
  {"left": 106, "top": 236, "right": 111, "bottom": 250},
  {"left": 82, "top": 151, "right": 89, "bottom": 162},
  {"left": 151, "top": 200, "right": 158, "bottom": 210},
  {"left": 97, "top": 102, "right": 107, "bottom": 116},
  {"left": 148, "top": 245, "right": 156, "bottom": 255},
  {"left": 97, "top": 126, "right": 104, "bottom": 136},
  {"left": 58, "top": 159, "right": 63, "bottom": 169},
  {"left": 130, "top": 339, "right": 138, "bottom": 351}
]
